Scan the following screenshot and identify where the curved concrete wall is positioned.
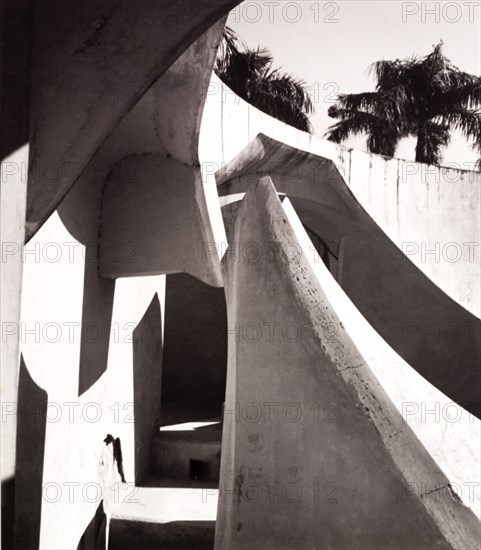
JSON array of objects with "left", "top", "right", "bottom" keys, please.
[
  {"left": 13, "top": 16, "right": 229, "bottom": 549},
  {"left": 216, "top": 177, "right": 480, "bottom": 549},
  {"left": 200, "top": 74, "right": 480, "bottom": 318},
  {"left": 4, "top": 12, "right": 480, "bottom": 548},
  {"left": 25, "top": 0, "right": 240, "bottom": 241},
  {"left": 215, "top": 135, "right": 481, "bottom": 419},
  {"left": 199, "top": 77, "right": 481, "bottom": 518}
]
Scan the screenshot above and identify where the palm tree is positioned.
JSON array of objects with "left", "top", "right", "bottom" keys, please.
[
  {"left": 325, "top": 42, "right": 481, "bottom": 166},
  {"left": 215, "top": 27, "right": 314, "bottom": 133}
]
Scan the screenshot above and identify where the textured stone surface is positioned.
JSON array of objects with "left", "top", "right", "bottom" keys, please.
[
  {"left": 216, "top": 135, "right": 481, "bottom": 419},
  {"left": 215, "top": 176, "right": 480, "bottom": 549},
  {"left": 25, "top": 0, "right": 240, "bottom": 240}
]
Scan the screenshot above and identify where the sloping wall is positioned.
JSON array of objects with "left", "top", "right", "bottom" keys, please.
[
  {"left": 200, "top": 74, "right": 480, "bottom": 318},
  {"left": 199, "top": 76, "right": 481, "bottom": 519}
]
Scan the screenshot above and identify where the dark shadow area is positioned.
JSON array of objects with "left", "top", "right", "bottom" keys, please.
[
  {"left": 303, "top": 223, "right": 339, "bottom": 280},
  {"left": 160, "top": 274, "right": 227, "bottom": 426},
  {"left": 189, "top": 459, "right": 211, "bottom": 482},
  {"left": 150, "top": 424, "right": 222, "bottom": 487},
  {"left": 133, "top": 293, "right": 163, "bottom": 484},
  {"left": 78, "top": 256, "right": 116, "bottom": 395},
  {"left": 0, "top": 0, "right": 31, "bottom": 159},
  {"left": 109, "top": 519, "right": 215, "bottom": 550},
  {"left": 56, "top": 167, "right": 116, "bottom": 397},
  {"left": 104, "top": 435, "right": 126, "bottom": 483},
  {"left": 14, "top": 355, "right": 48, "bottom": 550},
  {"left": 1, "top": 477, "right": 15, "bottom": 549},
  {"left": 77, "top": 500, "right": 106, "bottom": 550}
]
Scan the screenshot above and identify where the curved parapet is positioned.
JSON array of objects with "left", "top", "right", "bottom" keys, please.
[
  {"left": 25, "top": 0, "right": 240, "bottom": 241},
  {"left": 216, "top": 176, "right": 480, "bottom": 549},
  {"left": 200, "top": 74, "right": 480, "bottom": 316},
  {"left": 216, "top": 134, "right": 481, "bottom": 419}
]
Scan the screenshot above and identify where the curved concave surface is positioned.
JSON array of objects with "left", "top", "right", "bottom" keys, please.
[
  {"left": 25, "top": 0, "right": 240, "bottom": 241},
  {"left": 216, "top": 176, "right": 480, "bottom": 550},
  {"left": 216, "top": 134, "right": 481, "bottom": 419}
]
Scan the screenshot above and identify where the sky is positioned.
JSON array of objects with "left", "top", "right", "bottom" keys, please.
[{"left": 227, "top": 0, "right": 481, "bottom": 167}]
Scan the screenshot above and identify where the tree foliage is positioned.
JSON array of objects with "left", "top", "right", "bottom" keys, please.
[
  {"left": 326, "top": 42, "right": 481, "bottom": 166},
  {"left": 215, "top": 27, "right": 314, "bottom": 133}
]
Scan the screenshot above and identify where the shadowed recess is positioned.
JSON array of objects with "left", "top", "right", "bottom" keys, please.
[
  {"left": 109, "top": 519, "right": 215, "bottom": 550},
  {"left": 161, "top": 274, "right": 227, "bottom": 426}
]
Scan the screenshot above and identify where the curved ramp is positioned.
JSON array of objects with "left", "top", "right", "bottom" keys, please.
[
  {"left": 216, "top": 176, "right": 480, "bottom": 549},
  {"left": 217, "top": 134, "right": 481, "bottom": 419}
]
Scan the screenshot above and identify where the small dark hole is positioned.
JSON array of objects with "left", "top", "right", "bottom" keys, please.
[{"left": 189, "top": 459, "right": 211, "bottom": 481}]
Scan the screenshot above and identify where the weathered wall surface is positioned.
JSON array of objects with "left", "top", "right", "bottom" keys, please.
[
  {"left": 20, "top": 204, "right": 166, "bottom": 549},
  {"left": 1, "top": 145, "right": 29, "bottom": 550},
  {"left": 200, "top": 74, "right": 480, "bottom": 317},
  {"left": 4, "top": 16, "right": 480, "bottom": 548},
  {"left": 11, "top": 15, "right": 229, "bottom": 550},
  {"left": 342, "top": 149, "right": 480, "bottom": 318},
  {"left": 216, "top": 177, "right": 480, "bottom": 549},
  {"left": 200, "top": 78, "right": 481, "bottom": 518}
]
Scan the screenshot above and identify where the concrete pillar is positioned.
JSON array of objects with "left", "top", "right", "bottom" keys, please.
[{"left": 14, "top": 357, "right": 48, "bottom": 550}]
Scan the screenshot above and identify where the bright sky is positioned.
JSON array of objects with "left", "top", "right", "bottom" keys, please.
[{"left": 228, "top": 0, "right": 481, "bottom": 167}]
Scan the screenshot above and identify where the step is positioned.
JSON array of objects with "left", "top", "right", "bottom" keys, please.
[
  {"left": 109, "top": 520, "right": 215, "bottom": 550},
  {"left": 151, "top": 421, "right": 222, "bottom": 486},
  {"left": 108, "top": 487, "right": 217, "bottom": 550}
]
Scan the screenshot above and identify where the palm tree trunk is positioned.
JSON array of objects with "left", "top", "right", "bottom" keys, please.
[{"left": 415, "top": 122, "right": 428, "bottom": 164}]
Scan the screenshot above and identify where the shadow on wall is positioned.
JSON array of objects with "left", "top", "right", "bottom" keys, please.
[
  {"left": 0, "top": 0, "right": 31, "bottom": 160},
  {"left": 133, "top": 294, "right": 163, "bottom": 484},
  {"left": 57, "top": 171, "right": 116, "bottom": 397},
  {"left": 78, "top": 254, "right": 116, "bottom": 396},
  {"left": 161, "top": 274, "right": 227, "bottom": 425},
  {"left": 77, "top": 500, "right": 107, "bottom": 550},
  {"left": 1, "top": 477, "right": 15, "bottom": 549},
  {"left": 14, "top": 355, "right": 48, "bottom": 550}
]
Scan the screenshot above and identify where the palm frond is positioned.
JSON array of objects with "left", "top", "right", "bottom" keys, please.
[
  {"left": 415, "top": 121, "right": 450, "bottom": 164},
  {"left": 215, "top": 26, "right": 314, "bottom": 133},
  {"left": 330, "top": 41, "right": 480, "bottom": 164},
  {"left": 325, "top": 110, "right": 400, "bottom": 156},
  {"left": 436, "top": 109, "right": 481, "bottom": 143}
]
